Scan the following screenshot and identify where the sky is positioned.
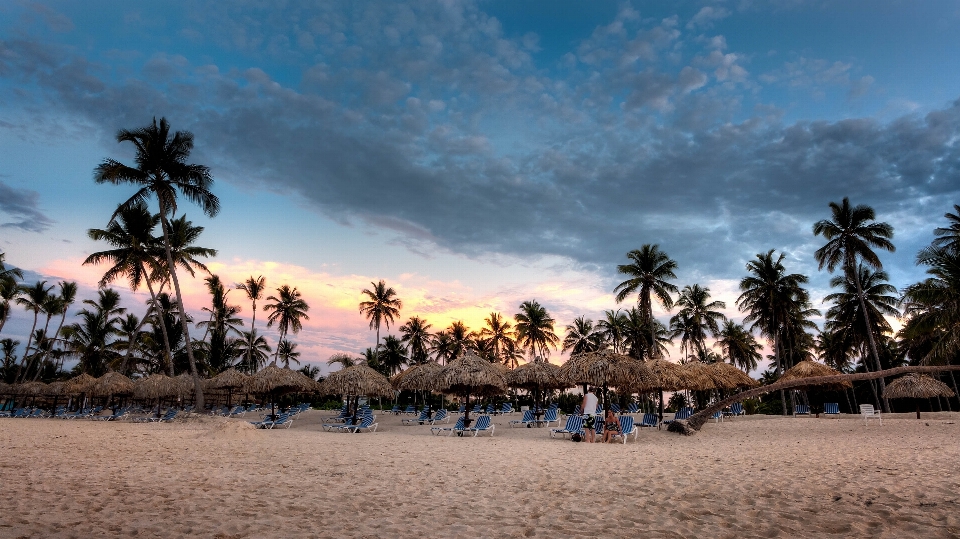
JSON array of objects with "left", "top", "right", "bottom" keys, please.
[{"left": 1, "top": 1, "right": 959, "bottom": 375}]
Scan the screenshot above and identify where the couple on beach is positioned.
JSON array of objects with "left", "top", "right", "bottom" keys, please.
[{"left": 579, "top": 387, "right": 620, "bottom": 443}]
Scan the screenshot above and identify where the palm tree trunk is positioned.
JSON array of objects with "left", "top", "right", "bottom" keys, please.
[
  {"left": 272, "top": 327, "right": 285, "bottom": 365},
  {"left": 773, "top": 333, "right": 787, "bottom": 416},
  {"left": 850, "top": 266, "right": 889, "bottom": 412},
  {"left": 246, "top": 299, "right": 256, "bottom": 370},
  {"left": 17, "top": 312, "right": 39, "bottom": 383},
  {"left": 158, "top": 204, "right": 204, "bottom": 410},
  {"left": 152, "top": 278, "right": 176, "bottom": 376}
]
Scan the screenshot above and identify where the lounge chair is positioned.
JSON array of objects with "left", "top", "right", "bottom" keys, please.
[
  {"left": 322, "top": 417, "right": 352, "bottom": 431},
  {"left": 466, "top": 415, "right": 494, "bottom": 437},
  {"left": 550, "top": 415, "right": 584, "bottom": 439},
  {"left": 426, "top": 409, "right": 449, "bottom": 424},
  {"left": 252, "top": 413, "right": 284, "bottom": 429},
  {"left": 824, "top": 403, "right": 840, "bottom": 417},
  {"left": 711, "top": 410, "right": 723, "bottom": 423},
  {"left": 509, "top": 410, "right": 535, "bottom": 428},
  {"left": 402, "top": 410, "right": 432, "bottom": 425},
  {"left": 610, "top": 416, "right": 637, "bottom": 444},
  {"left": 325, "top": 407, "right": 351, "bottom": 422},
  {"left": 610, "top": 403, "right": 621, "bottom": 414},
  {"left": 494, "top": 403, "right": 513, "bottom": 415},
  {"left": 266, "top": 413, "right": 294, "bottom": 429},
  {"left": 859, "top": 404, "right": 881, "bottom": 425},
  {"left": 339, "top": 414, "right": 377, "bottom": 433},
  {"left": 432, "top": 417, "right": 465, "bottom": 436},
  {"left": 572, "top": 405, "right": 582, "bottom": 415},
  {"left": 471, "top": 404, "right": 483, "bottom": 414},
  {"left": 401, "top": 405, "right": 418, "bottom": 415},
  {"left": 626, "top": 403, "right": 640, "bottom": 414},
  {"left": 542, "top": 408, "right": 560, "bottom": 428},
  {"left": 795, "top": 404, "right": 810, "bottom": 416},
  {"left": 388, "top": 405, "right": 401, "bottom": 415},
  {"left": 729, "top": 402, "right": 745, "bottom": 416},
  {"left": 638, "top": 413, "right": 659, "bottom": 429},
  {"left": 663, "top": 408, "right": 693, "bottom": 425}
]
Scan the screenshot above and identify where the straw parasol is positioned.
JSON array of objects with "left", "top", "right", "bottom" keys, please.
[
  {"left": 319, "top": 364, "right": 393, "bottom": 423},
  {"left": 90, "top": 372, "right": 135, "bottom": 398},
  {"left": 134, "top": 373, "right": 178, "bottom": 400},
  {"left": 172, "top": 373, "right": 198, "bottom": 398},
  {"left": 17, "top": 381, "right": 48, "bottom": 397},
  {"left": 780, "top": 360, "right": 853, "bottom": 390},
  {"left": 505, "top": 359, "right": 571, "bottom": 413},
  {"left": 434, "top": 351, "right": 508, "bottom": 428},
  {"left": 64, "top": 373, "right": 97, "bottom": 395},
  {"left": 392, "top": 362, "right": 444, "bottom": 410},
  {"left": 884, "top": 373, "right": 956, "bottom": 419},
  {"left": 676, "top": 361, "right": 718, "bottom": 391},
  {"left": 709, "top": 362, "right": 760, "bottom": 389},
  {"left": 641, "top": 358, "right": 684, "bottom": 422},
  {"left": 207, "top": 368, "right": 250, "bottom": 406},
  {"left": 560, "top": 351, "right": 658, "bottom": 412},
  {"left": 247, "top": 364, "right": 318, "bottom": 419}
]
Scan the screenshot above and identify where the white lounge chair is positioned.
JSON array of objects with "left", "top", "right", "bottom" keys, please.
[{"left": 859, "top": 404, "right": 881, "bottom": 425}]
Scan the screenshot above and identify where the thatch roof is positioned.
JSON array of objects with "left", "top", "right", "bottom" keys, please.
[
  {"left": 884, "top": 374, "right": 956, "bottom": 399},
  {"left": 172, "top": 374, "right": 198, "bottom": 397},
  {"left": 780, "top": 360, "right": 853, "bottom": 390},
  {"left": 676, "top": 361, "right": 717, "bottom": 391},
  {"left": 318, "top": 364, "right": 394, "bottom": 398},
  {"left": 17, "top": 381, "right": 48, "bottom": 396},
  {"left": 709, "top": 362, "right": 760, "bottom": 389},
  {"left": 505, "top": 360, "right": 571, "bottom": 391},
  {"left": 90, "top": 372, "right": 135, "bottom": 396},
  {"left": 207, "top": 368, "right": 250, "bottom": 390},
  {"left": 64, "top": 373, "right": 97, "bottom": 394},
  {"left": 642, "top": 359, "right": 684, "bottom": 391},
  {"left": 134, "top": 374, "right": 178, "bottom": 399},
  {"left": 45, "top": 381, "right": 67, "bottom": 396},
  {"left": 435, "top": 351, "right": 508, "bottom": 397},
  {"left": 246, "top": 364, "right": 318, "bottom": 394},
  {"left": 0, "top": 381, "right": 9, "bottom": 394},
  {"left": 560, "top": 351, "right": 658, "bottom": 391},
  {"left": 392, "top": 362, "right": 444, "bottom": 392}
]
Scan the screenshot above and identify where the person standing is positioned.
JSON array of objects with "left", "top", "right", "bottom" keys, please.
[{"left": 581, "top": 387, "right": 599, "bottom": 443}]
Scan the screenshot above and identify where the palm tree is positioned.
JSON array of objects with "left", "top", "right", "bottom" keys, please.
[
  {"left": 198, "top": 275, "right": 244, "bottom": 374},
  {"left": 670, "top": 284, "right": 727, "bottom": 358},
  {"left": 327, "top": 352, "right": 357, "bottom": 369},
  {"left": 298, "top": 364, "right": 320, "bottom": 380},
  {"left": 900, "top": 246, "right": 960, "bottom": 365},
  {"left": 85, "top": 202, "right": 172, "bottom": 374},
  {"left": 429, "top": 330, "right": 457, "bottom": 365},
  {"left": 399, "top": 316, "right": 433, "bottom": 364},
  {"left": 63, "top": 289, "right": 126, "bottom": 376},
  {"left": 813, "top": 197, "right": 895, "bottom": 411},
  {"left": 234, "top": 329, "right": 271, "bottom": 373},
  {"left": 0, "top": 251, "right": 24, "bottom": 336},
  {"left": 932, "top": 204, "right": 960, "bottom": 253},
  {"left": 358, "top": 280, "right": 402, "bottom": 362},
  {"left": 236, "top": 275, "right": 266, "bottom": 369},
  {"left": 45, "top": 281, "right": 77, "bottom": 370},
  {"left": 717, "top": 320, "right": 762, "bottom": 372},
  {"left": 376, "top": 335, "right": 408, "bottom": 376},
  {"left": 514, "top": 300, "right": 560, "bottom": 360},
  {"left": 614, "top": 245, "right": 679, "bottom": 358},
  {"left": 276, "top": 339, "right": 301, "bottom": 369},
  {"left": 263, "top": 285, "right": 310, "bottom": 365},
  {"left": 95, "top": 117, "right": 220, "bottom": 408},
  {"left": 478, "top": 312, "right": 516, "bottom": 365},
  {"left": 1, "top": 338, "right": 19, "bottom": 383},
  {"left": 447, "top": 321, "right": 473, "bottom": 358},
  {"left": 562, "top": 316, "right": 602, "bottom": 355},
  {"left": 597, "top": 309, "right": 628, "bottom": 354},
  {"left": 15, "top": 281, "right": 52, "bottom": 380}
]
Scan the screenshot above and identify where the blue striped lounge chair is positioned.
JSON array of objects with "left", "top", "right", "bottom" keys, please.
[
  {"left": 467, "top": 415, "right": 494, "bottom": 437},
  {"left": 824, "top": 403, "right": 840, "bottom": 417},
  {"left": 402, "top": 405, "right": 417, "bottom": 415},
  {"left": 496, "top": 403, "right": 513, "bottom": 415},
  {"left": 610, "top": 403, "right": 621, "bottom": 414},
  {"left": 729, "top": 402, "right": 745, "bottom": 416},
  {"left": 542, "top": 408, "right": 560, "bottom": 427},
  {"left": 550, "top": 415, "right": 584, "bottom": 439},
  {"left": 432, "top": 417, "right": 465, "bottom": 436},
  {"left": 339, "top": 414, "right": 377, "bottom": 433},
  {"left": 711, "top": 410, "right": 723, "bottom": 423},
  {"left": 252, "top": 412, "right": 288, "bottom": 429},
  {"left": 626, "top": 403, "right": 640, "bottom": 414},
  {"left": 639, "top": 413, "right": 659, "bottom": 429},
  {"left": 664, "top": 408, "right": 693, "bottom": 425},
  {"left": 322, "top": 416, "right": 353, "bottom": 431},
  {"left": 325, "top": 407, "right": 351, "bottom": 422},
  {"left": 402, "top": 409, "right": 432, "bottom": 425},
  {"left": 268, "top": 413, "right": 294, "bottom": 429},
  {"left": 795, "top": 404, "right": 810, "bottom": 416},
  {"left": 457, "top": 404, "right": 466, "bottom": 414},
  {"left": 389, "top": 405, "right": 401, "bottom": 415},
  {"left": 509, "top": 410, "right": 535, "bottom": 427},
  {"left": 484, "top": 404, "right": 496, "bottom": 415},
  {"left": 611, "top": 416, "right": 637, "bottom": 444},
  {"left": 426, "top": 409, "right": 449, "bottom": 424},
  {"left": 572, "top": 405, "right": 582, "bottom": 415},
  {"left": 471, "top": 404, "right": 483, "bottom": 414}
]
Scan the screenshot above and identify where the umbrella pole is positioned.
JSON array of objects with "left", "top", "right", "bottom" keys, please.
[
  {"left": 916, "top": 400, "right": 921, "bottom": 420},
  {"left": 463, "top": 392, "right": 471, "bottom": 430},
  {"left": 658, "top": 388, "right": 664, "bottom": 424}
]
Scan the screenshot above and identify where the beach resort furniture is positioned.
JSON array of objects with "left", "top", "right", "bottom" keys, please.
[
  {"left": 388, "top": 405, "right": 401, "bottom": 415},
  {"left": 824, "top": 403, "right": 840, "bottom": 417},
  {"left": 550, "top": 415, "right": 584, "bottom": 439},
  {"left": 324, "top": 407, "right": 351, "bottom": 422},
  {"left": 859, "top": 404, "right": 882, "bottom": 425},
  {"left": 471, "top": 404, "right": 483, "bottom": 414},
  {"left": 402, "top": 409, "right": 432, "bottom": 425},
  {"left": 339, "top": 414, "right": 377, "bottom": 433},
  {"left": 432, "top": 417, "right": 465, "bottom": 436},
  {"left": 795, "top": 404, "right": 810, "bottom": 416},
  {"left": 663, "top": 407, "right": 693, "bottom": 425},
  {"left": 401, "top": 405, "right": 418, "bottom": 415},
  {"left": 572, "top": 405, "right": 582, "bottom": 415},
  {"left": 466, "top": 415, "right": 494, "bottom": 437},
  {"left": 509, "top": 410, "right": 535, "bottom": 428},
  {"left": 711, "top": 410, "right": 723, "bottom": 423},
  {"left": 626, "top": 403, "right": 640, "bottom": 414},
  {"left": 610, "top": 416, "right": 637, "bottom": 444},
  {"left": 541, "top": 408, "right": 560, "bottom": 427},
  {"left": 265, "top": 413, "right": 294, "bottom": 429},
  {"left": 322, "top": 417, "right": 351, "bottom": 431},
  {"left": 425, "top": 409, "right": 449, "bottom": 424},
  {"left": 639, "top": 413, "right": 659, "bottom": 429},
  {"left": 729, "top": 403, "right": 745, "bottom": 416},
  {"left": 493, "top": 403, "right": 513, "bottom": 415},
  {"left": 484, "top": 404, "right": 496, "bottom": 415},
  {"left": 609, "top": 403, "right": 621, "bottom": 414}
]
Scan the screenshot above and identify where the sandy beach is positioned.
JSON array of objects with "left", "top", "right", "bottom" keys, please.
[{"left": 2, "top": 410, "right": 959, "bottom": 538}]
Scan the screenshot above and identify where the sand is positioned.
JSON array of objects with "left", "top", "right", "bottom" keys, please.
[{"left": 2, "top": 409, "right": 959, "bottom": 538}]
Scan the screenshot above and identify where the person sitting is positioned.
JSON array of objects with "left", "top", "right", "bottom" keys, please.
[{"left": 602, "top": 408, "right": 621, "bottom": 443}]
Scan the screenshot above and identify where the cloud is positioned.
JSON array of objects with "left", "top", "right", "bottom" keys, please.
[
  {"left": 0, "top": 180, "right": 54, "bottom": 232},
  {"left": 686, "top": 7, "right": 731, "bottom": 30}
]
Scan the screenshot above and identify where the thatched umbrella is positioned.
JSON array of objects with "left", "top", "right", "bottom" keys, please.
[
  {"left": 247, "top": 364, "right": 318, "bottom": 419},
  {"left": 207, "top": 368, "right": 250, "bottom": 407},
  {"left": 505, "top": 359, "right": 571, "bottom": 416},
  {"left": 319, "top": 364, "right": 394, "bottom": 423},
  {"left": 45, "top": 381, "right": 67, "bottom": 414},
  {"left": 434, "top": 351, "right": 508, "bottom": 428},
  {"left": 392, "top": 362, "right": 444, "bottom": 409},
  {"left": 780, "top": 360, "right": 853, "bottom": 390},
  {"left": 16, "top": 381, "right": 48, "bottom": 406},
  {"left": 676, "top": 361, "right": 718, "bottom": 391},
  {"left": 134, "top": 374, "right": 177, "bottom": 417},
  {"left": 64, "top": 373, "right": 96, "bottom": 395},
  {"left": 884, "top": 374, "right": 956, "bottom": 419},
  {"left": 560, "top": 351, "right": 657, "bottom": 413},
  {"left": 640, "top": 358, "right": 684, "bottom": 421},
  {"left": 709, "top": 362, "right": 759, "bottom": 389},
  {"left": 89, "top": 372, "right": 135, "bottom": 397}
]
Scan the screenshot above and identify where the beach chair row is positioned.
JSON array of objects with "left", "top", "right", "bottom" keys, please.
[{"left": 430, "top": 414, "right": 495, "bottom": 437}]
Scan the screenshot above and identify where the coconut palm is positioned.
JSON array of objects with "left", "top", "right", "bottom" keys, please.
[
  {"left": 198, "top": 275, "right": 244, "bottom": 374},
  {"left": 1, "top": 338, "right": 19, "bottom": 383},
  {"left": 824, "top": 265, "right": 899, "bottom": 348},
  {"left": 14, "top": 281, "right": 53, "bottom": 379},
  {"left": 358, "top": 280, "right": 402, "bottom": 362},
  {"left": 95, "top": 117, "right": 220, "bottom": 408},
  {"left": 613, "top": 245, "right": 679, "bottom": 358},
  {"left": 375, "top": 335, "right": 408, "bottom": 376},
  {"left": 596, "top": 309, "right": 628, "bottom": 354},
  {"left": 670, "top": 284, "right": 727, "bottom": 358},
  {"left": 813, "top": 198, "right": 895, "bottom": 411},
  {"left": 45, "top": 281, "right": 77, "bottom": 370},
  {"left": 478, "top": 312, "right": 516, "bottom": 365},
  {"left": 446, "top": 321, "right": 473, "bottom": 358},
  {"left": 0, "top": 251, "right": 24, "bottom": 336},
  {"left": 234, "top": 329, "right": 271, "bottom": 373},
  {"left": 514, "top": 300, "right": 560, "bottom": 360},
  {"left": 62, "top": 289, "right": 126, "bottom": 376},
  {"left": 399, "top": 316, "right": 433, "bottom": 364},
  {"left": 276, "top": 339, "right": 301, "bottom": 369},
  {"left": 932, "top": 204, "right": 960, "bottom": 253},
  {"left": 562, "top": 316, "right": 602, "bottom": 355},
  {"left": 236, "top": 275, "right": 266, "bottom": 369},
  {"left": 327, "top": 352, "right": 357, "bottom": 369},
  {"left": 264, "top": 285, "right": 310, "bottom": 365},
  {"left": 900, "top": 246, "right": 960, "bottom": 365},
  {"left": 429, "top": 330, "right": 457, "bottom": 365},
  {"left": 717, "top": 320, "right": 762, "bottom": 373}
]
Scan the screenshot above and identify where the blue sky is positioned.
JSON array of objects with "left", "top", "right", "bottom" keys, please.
[{"left": 1, "top": 1, "right": 959, "bottom": 373}]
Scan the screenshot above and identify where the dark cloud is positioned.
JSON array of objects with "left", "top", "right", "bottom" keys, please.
[{"left": 0, "top": 180, "right": 54, "bottom": 232}]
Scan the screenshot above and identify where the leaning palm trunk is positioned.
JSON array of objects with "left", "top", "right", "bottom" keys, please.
[
  {"left": 18, "top": 311, "right": 40, "bottom": 383},
  {"left": 152, "top": 277, "right": 176, "bottom": 376},
  {"left": 668, "top": 364, "right": 960, "bottom": 435},
  {"left": 158, "top": 204, "right": 204, "bottom": 410},
  {"left": 852, "top": 268, "right": 889, "bottom": 412}
]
